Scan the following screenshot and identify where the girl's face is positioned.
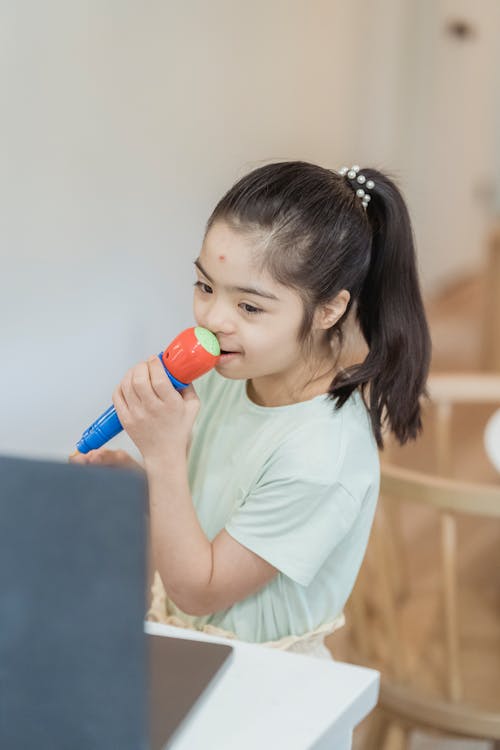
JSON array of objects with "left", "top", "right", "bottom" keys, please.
[{"left": 193, "top": 220, "right": 330, "bottom": 405}]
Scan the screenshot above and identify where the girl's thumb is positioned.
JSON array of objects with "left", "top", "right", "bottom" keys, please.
[{"left": 181, "top": 384, "right": 198, "bottom": 401}]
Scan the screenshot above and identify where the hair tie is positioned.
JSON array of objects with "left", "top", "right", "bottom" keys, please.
[{"left": 338, "top": 165, "right": 375, "bottom": 210}]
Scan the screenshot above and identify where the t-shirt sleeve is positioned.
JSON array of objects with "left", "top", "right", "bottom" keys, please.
[{"left": 224, "top": 472, "right": 362, "bottom": 587}]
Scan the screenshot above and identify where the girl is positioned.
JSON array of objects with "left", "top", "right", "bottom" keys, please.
[{"left": 70, "top": 161, "right": 431, "bottom": 659}]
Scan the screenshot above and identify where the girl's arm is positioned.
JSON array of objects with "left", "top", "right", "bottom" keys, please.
[
  {"left": 146, "top": 452, "right": 278, "bottom": 616},
  {"left": 112, "top": 355, "right": 278, "bottom": 616}
]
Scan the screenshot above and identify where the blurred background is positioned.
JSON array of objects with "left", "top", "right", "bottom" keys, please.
[
  {"left": 2, "top": 0, "right": 499, "bottom": 460},
  {"left": 2, "top": 2, "right": 500, "bottom": 748}
]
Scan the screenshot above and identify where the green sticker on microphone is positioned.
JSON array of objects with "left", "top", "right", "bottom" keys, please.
[{"left": 194, "top": 326, "right": 220, "bottom": 356}]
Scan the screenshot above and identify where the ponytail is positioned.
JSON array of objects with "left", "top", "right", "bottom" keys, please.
[{"left": 330, "top": 169, "right": 431, "bottom": 448}]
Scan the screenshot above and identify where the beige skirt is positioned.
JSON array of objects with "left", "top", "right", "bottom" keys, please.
[{"left": 146, "top": 571, "right": 344, "bottom": 660}]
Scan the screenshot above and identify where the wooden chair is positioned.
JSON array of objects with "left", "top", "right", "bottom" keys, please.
[{"left": 337, "top": 373, "right": 500, "bottom": 749}]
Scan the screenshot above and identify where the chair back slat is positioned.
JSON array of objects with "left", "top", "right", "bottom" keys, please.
[
  {"left": 372, "top": 505, "right": 407, "bottom": 681},
  {"left": 380, "top": 466, "right": 500, "bottom": 518},
  {"left": 427, "top": 373, "right": 500, "bottom": 403},
  {"left": 440, "top": 512, "right": 461, "bottom": 702},
  {"left": 435, "top": 401, "right": 452, "bottom": 475}
]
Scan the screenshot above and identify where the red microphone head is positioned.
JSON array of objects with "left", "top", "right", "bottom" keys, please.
[{"left": 161, "top": 327, "right": 220, "bottom": 383}]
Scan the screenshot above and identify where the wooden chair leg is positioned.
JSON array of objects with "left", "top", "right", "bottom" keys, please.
[
  {"left": 381, "top": 721, "right": 411, "bottom": 750},
  {"left": 397, "top": 724, "right": 412, "bottom": 750},
  {"left": 359, "top": 708, "right": 392, "bottom": 750},
  {"left": 382, "top": 499, "right": 409, "bottom": 602}
]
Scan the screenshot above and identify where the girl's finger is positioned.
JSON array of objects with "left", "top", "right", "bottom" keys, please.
[
  {"left": 147, "top": 357, "right": 175, "bottom": 401},
  {"left": 68, "top": 451, "right": 86, "bottom": 463},
  {"left": 132, "top": 362, "right": 154, "bottom": 398},
  {"left": 112, "top": 385, "right": 131, "bottom": 427},
  {"left": 180, "top": 383, "right": 198, "bottom": 402},
  {"left": 88, "top": 450, "right": 117, "bottom": 465},
  {"left": 121, "top": 368, "right": 142, "bottom": 407}
]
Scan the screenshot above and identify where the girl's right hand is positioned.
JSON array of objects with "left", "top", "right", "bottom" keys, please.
[{"left": 68, "top": 448, "right": 145, "bottom": 473}]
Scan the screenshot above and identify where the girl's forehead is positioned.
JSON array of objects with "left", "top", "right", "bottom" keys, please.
[
  {"left": 202, "top": 222, "right": 265, "bottom": 273},
  {"left": 204, "top": 220, "right": 257, "bottom": 253},
  {"left": 199, "top": 221, "right": 293, "bottom": 301}
]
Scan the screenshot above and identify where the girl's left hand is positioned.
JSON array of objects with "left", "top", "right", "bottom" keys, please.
[{"left": 112, "top": 355, "right": 200, "bottom": 465}]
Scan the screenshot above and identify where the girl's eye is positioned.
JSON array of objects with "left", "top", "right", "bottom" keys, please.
[
  {"left": 193, "top": 281, "right": 212, "bottom": 294},
  {"left": 239, "top": 303, "right": 263, "bottom": 316},
  {"left": 194, "top": 281, "right": 262, "bottom": 316}
]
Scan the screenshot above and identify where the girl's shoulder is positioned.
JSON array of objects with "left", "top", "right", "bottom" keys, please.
[
  {"left": 263, "top": 389, "right": 379, "bottom": 487},
  {"left": 288, "top": 388, "right": 375, "bottom": 448}
]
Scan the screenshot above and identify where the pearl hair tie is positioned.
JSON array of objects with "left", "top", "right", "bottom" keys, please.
[{"left": 338, "top": 165, "right": 375, "bottom": 210}]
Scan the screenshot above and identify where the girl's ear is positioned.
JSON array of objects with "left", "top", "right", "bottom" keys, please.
[{"left": 314, "top": 290, "right": 351, "bottom": 329}]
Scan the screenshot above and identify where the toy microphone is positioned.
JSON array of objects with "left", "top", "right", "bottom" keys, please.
[{"left": 73, "top": 326, "right": 220, "bottom": 454}]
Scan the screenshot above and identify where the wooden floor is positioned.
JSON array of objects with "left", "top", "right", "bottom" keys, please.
[{"left": 326, "top": 273, "right": 500, "bottom": 749}]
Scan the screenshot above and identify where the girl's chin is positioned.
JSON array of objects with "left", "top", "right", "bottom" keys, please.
[{"left": 214, "top": 353, "right": 247, "bottom": 377}]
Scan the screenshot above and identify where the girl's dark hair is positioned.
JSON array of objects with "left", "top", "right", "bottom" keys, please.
[{"left": 205, "top": 161, "right": 431, "bottom": 448}]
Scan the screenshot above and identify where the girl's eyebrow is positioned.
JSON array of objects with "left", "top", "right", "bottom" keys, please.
[{"left": 193, "top": 258, "right": 280, "bottom": 301}]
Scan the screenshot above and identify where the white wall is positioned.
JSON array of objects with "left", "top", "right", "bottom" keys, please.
[
  {"left": 0, "top": 0, "right": 366, "bottom": 460},
  {"left": 1, "top": 0, "right": 498, "bottom": 460},
  {"left": 394, "top": 0, "right": 500, "bottom": 293}
]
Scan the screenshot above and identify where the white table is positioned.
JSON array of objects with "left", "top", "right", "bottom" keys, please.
[{"left": 145, "top": 621, "right": 379, "bottom": 750}]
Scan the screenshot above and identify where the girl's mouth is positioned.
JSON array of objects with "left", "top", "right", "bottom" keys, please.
[{"left": 219, "top": 350, "right": 241, "bottom": 361}]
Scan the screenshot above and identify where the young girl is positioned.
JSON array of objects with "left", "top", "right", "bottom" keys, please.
[{"left": 70, "top": 161, "right": 431, "bottom": 659}]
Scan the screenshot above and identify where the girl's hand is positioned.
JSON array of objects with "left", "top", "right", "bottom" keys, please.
[
  {"left": 111, "top": 355, "right": 200, "bottom": 466},
  {"left": 68, "top": 448, "right": 145, "bottom": 473}
]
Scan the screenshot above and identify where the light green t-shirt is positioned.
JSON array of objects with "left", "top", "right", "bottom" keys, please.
[{"left": 170, "top": 369, "right": 380, "bottom": 643}]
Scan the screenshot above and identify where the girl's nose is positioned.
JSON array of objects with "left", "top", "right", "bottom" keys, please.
[{"left": 201, "top": 300, "right": 235, "bottom": 336}]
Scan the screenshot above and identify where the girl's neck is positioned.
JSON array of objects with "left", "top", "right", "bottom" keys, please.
[
  {"left": 246, "top": 351, "right": 338, "bottom": 408},
  {"left": 246, "top": 374, "right": 333, "bottom": 407},
  {"left": 246, "top": 324, "right": 366, "bottom": 407}
]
